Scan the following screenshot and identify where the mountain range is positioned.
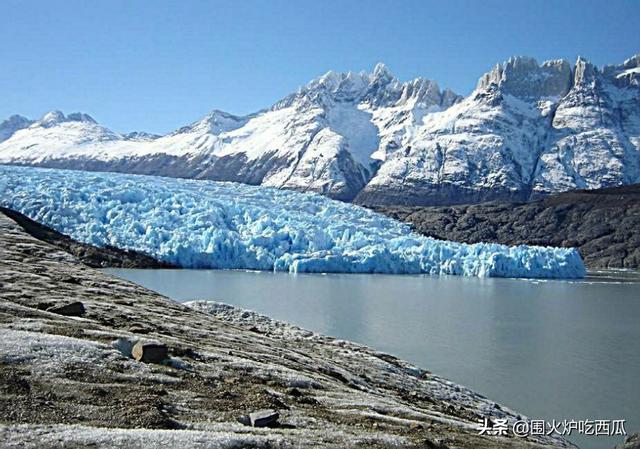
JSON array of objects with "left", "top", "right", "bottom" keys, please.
[{"left": 1, "top": 54, "right": 639, "bottom": 206}]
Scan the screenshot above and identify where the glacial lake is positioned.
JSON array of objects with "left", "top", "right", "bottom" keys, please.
[{"left": 106, "top": 268, "right": 640, "bottom": 449}]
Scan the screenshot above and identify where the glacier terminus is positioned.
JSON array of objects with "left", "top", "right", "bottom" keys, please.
[{"left": 0, "top": 166, "right": 585, "bottom": 278}]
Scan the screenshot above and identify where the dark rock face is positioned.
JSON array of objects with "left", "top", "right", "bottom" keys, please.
[
  {"left": 355, "top": 184, "right": 530, "bottom": 207},
  {"left": 373, "top": 184, "right": 640, "bottom": 269},
  {"left": 0, "top": 207, "right": 172, "bottom": 269}
]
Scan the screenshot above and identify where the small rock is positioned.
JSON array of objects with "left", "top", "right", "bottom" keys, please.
[
  {"left": 132, "top": 340, "right": 168, "bottom": 364},
  {"left": 128, "top": 323, "right": 150, "bottom": 334},
  {"left": 47, "top": 301, "right": 85, "bottom": 317},
  {"left": 286, "top": 387, "right": 302, "bottom": 397},
  {"left": 59, "top": 276, "right": 81, "bottom": 284},
  {"left": 236, "top": 415, "right": 251, "bottom": 426},
  {"left": 171, "top": 347, "right": 197, "bottom": 358},
  {"left": 249, "top": 409, "right": 279, "bottom": 428},
  {"left": 422, "top": 438, "right": 448, "bottom": 449}
]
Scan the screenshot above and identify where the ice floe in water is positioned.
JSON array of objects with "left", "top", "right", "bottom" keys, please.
[{"left": 0, "top": 165, "right": 585, "bottom": 278}]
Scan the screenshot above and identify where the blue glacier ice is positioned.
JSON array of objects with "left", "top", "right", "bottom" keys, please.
[{"left": 0, "top": 165, "right": 585, "bottom": 278}]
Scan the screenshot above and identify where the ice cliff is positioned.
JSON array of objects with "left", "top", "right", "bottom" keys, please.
[{"left": 0, "top": 166, "right": 585, "bottom": 278}]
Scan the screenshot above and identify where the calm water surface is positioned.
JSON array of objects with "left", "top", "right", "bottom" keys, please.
[{"left": 105, "top": 268, "right": 640, "bottom": 449}]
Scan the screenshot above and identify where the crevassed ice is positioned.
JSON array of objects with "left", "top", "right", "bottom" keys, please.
[{"left": 0, "top": 165, "right": 585, "bottom": 278}]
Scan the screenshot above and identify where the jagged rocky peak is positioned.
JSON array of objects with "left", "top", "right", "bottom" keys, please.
[
  {"left": 66, "top": 112, "right": 97, "bottom": 123},
  {"left": 172, "top": 109, "right": 249, "bottom": 136},
  {"left": 476, "top": 56, "right": 572, "bottom": 98},
  {"left": 39, "top": 110, "right": 67, "bottom": 127},
  {"left": 201, "top": 109, "right": 246, "bottom": 123},
  {"left": 1, "top": 114, "right": 32, "bottom": 128},
  {"left": 199, "top": 109, "right": 249, "bottom": 134},
  {"left": 123, "top": 131, "right": 160, "bottom": 141},
  {"left": 572, "top": 56, "right": 598, "bottom": 86},
  {"left": 0, "top": 114, "right": 35, "bottom": 142},
  {"left": 567, "top": 53, "right": 640, "bottom": 89},
  {"left": 603, "top": 54, "right": 640, "bottom": 88},
  {"left": 277, "top": 62, "right": 458, "bottom": 111},
  {"left": 38, "top": 110, "right": 97, "bottom": 128},
  {"left": 396, "top": 77, "right": 440, "bottom": 107},
  {"left": 618, "top": 54, "right": 640, "bottom": 87},
  {"left": 441, "top": 88, "right": 462, "bottom": 108},
  {"left": 372, "top": 62, "right": 393, "bottom": 81},
  {"left": 623, "top": 54, "right": 640, "bottom": 69}
]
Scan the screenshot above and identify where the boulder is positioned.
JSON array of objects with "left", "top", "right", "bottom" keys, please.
[
  {"left": 46, "top": 301, "right": 85, "bottom": 317},
  {"left": 132, "top": 341, "right": 168, "bottom": 364},
  {"left": 248, "top": 409, "right": 279, "bottom": 428}
]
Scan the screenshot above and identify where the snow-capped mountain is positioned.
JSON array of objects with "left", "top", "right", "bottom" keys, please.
[
  {"left": 357, "top": 55, "right": 640, "bottom": 205},
  {"left": 0, "top": 64, "right": 458, "bottom": 201},
  {"left": 1, "top": 55, "right": 638, "bottom": 205}
]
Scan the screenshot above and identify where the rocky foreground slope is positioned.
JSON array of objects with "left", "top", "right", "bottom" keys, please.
[
  {"left": 1, "top": 54, "right": 638, "bottom": 205},
  {"left": 374, "top": 184, "right": 640, "bottom": 269},
  {"left": 0, "top": 207, "right": 173, "bottom": 269},
  {"left": 0, "top": 213, "right": 571, "bottom": 448}
]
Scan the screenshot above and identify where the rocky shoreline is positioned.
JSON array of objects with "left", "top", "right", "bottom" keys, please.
[
  {"left": 374, "top": 184, "right": 640, "bottom": 270},
  {"left": 0, "top": 211, "right": 573, "bottom": 448}
]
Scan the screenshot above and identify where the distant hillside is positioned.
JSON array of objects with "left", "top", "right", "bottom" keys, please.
[{"left": 374, "top": 184, "right": 640, "bottom": 269}]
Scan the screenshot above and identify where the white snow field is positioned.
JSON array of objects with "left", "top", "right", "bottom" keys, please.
[{"left": 0, "top": 165, "right": 585, "bottom": 278}]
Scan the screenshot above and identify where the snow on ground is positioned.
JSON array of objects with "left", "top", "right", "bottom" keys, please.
[{"left": 0, "top": 165, "right": 585, "bottom": 278}]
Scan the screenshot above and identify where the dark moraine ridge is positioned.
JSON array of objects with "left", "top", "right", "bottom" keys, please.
[
  {"left": 0, "top": 207, "right": 173, "bottom": 268},
  {"left": 373, "top": 184, "right": 640, "bottom": 269}
]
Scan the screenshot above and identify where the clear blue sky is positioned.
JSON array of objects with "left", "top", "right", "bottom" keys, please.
[{"left": 1, "top": 0, "right": 639, "bottom": 134}]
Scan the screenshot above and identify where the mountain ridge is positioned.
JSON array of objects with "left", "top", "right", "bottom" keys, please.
[{"left": 1, "top": 54, "right": 638, "bottom": 205}]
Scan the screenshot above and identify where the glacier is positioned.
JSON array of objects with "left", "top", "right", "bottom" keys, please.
[{"left": 0, "top": 165, "right": 585, "bottom": 278}]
